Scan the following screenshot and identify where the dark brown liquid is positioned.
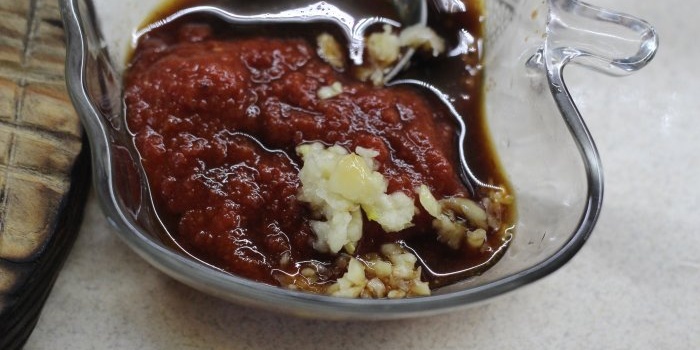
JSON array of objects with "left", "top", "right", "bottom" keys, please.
[{"left": 127, "top": 0, "right": 515, "bottom": 288}]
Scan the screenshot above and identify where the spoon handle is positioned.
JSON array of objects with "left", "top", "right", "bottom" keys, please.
[{"left": 137, "top": 2, "right": 402, "bottom": 66}]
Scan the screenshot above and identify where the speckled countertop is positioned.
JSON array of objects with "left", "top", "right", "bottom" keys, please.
[{"left": 25, "top": 0, "right": 699, "bottom": 348}]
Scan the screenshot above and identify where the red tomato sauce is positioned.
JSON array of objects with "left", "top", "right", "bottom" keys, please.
[{"left": 125, "top": 3, "right": 512, "bottom": 288}]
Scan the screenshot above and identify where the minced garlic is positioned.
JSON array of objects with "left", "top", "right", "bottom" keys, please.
[
  {"left": 366, "top": 25, "right": 401, "bottom": 65},
  {"left": 398, "top": 25, "right": 446, "bottom": 57},
  {"left": 326, "top": 244, "right": 430, "bottom": 298},
  {"left": 317, "top": 81, "right": 343, "bottom": 99},
  {"left": 417, "top": 184, "right": 492, "bottom": 250},
  {"left": 296, "top": 143, "right": 416, "bottom": 254},
  {"left": 317, "top": 23, "right": 447, "bottom": 86},
  {"left": 317, "top": 33, "right": 345, "bottom": 70}
]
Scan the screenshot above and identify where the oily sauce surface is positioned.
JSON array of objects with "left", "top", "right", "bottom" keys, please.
[{"left": 125, "top": 0, "right": 513, "bottom": 288}]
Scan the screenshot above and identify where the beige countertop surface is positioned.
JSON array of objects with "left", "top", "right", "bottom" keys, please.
[{"left": 25, "top": 0, "right": 699, "bottom": 348}]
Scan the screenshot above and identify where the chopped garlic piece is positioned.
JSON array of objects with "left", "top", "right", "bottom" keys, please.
[
  {"left": 387, "top": 290, "right": 406, "bottom": 299},
  {"left": 416, "top": 187, "right": 491, "bottom": 250},
  {"left": 399, "top": 24, "right": 446, "bottom": 56},
  {"left": 355, "top": 146, "right": 379, "bottom": 159},
  {"left": 301, "top": 267, "right": 317, "bottom": 278},
  {"left": 326, "top": 244, "right": 430, "bottom": 298},
  {"left": 417, "top": 185, "right": 442, "bottom": 217},
  {"left": 354, "top": 65, "right": 386, "bottom": 86},
  {"left": 367, "top": 25, "right": 401, "bottom": 65},
  {"left": 466, "top": 228, "right": 487, "bottom": 249},
  {"left": 317, "top": 33, "right": 345, "bottom": 70},
  {"left": 410, "top": 279, "right": 431, "bottom": 296},
  {"left": 365, "top": 259, "right": 392, "bottom": 278},
  {"left": 317, "top": 23, "right": 447, "bottom": 86},
  {"left": 297, "top": 143, "right": 416, "bottom": 254},
  {"left": 432, "top": 214, "right": 466, "bottom": 249},
  {"left": 364, "top": 192, "right": 416, "bottom": 232},
  {"left": 387, "top": 251, "right": 417, "bottom": 279},
  {"left": 484, "top": 190, "right": 513, "bottom": 229},
  {"left": 355, "top": 25, "right": 401, "bottom": 86},
  {"left": 442, "top": 197, "right": 488, "bottom": 230},
  {"left": 327, "top": 258, "right": 367, "bottom": 298},
  {"left": 380, "top": 242, "right": 403, "bottom": 256},
  {"left": 328, "top": 153, "right": 384, "bottom": 202},
  {"left": 317, "top": 81, "right": 343, "bottom": 100},
  {"left": 366, "top": 278, "right": 387, "bottom": 298},
  {"left": 309, "top": 209, "right": 362, "bottom": 254}
]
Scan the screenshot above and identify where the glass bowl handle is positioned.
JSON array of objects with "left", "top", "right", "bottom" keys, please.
[
  {"left": 546, "top": 0, "right": 659, "bottom": 76},
  {"left": 539, "top": 0, "right": 659, "bottom": 250}
]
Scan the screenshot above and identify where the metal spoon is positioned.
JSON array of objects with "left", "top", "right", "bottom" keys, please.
[{"left": 135, "top": 0, "right": 427, "bottom": 82}]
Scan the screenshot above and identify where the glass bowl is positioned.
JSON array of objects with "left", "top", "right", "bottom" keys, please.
[{"left": 60, "top": 0, "right": 658, "bottom": 319}]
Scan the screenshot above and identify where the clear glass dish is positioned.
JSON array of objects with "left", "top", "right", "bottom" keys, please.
[{"left": 60, "top": 0, "right": 658, "bottom": 319}]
